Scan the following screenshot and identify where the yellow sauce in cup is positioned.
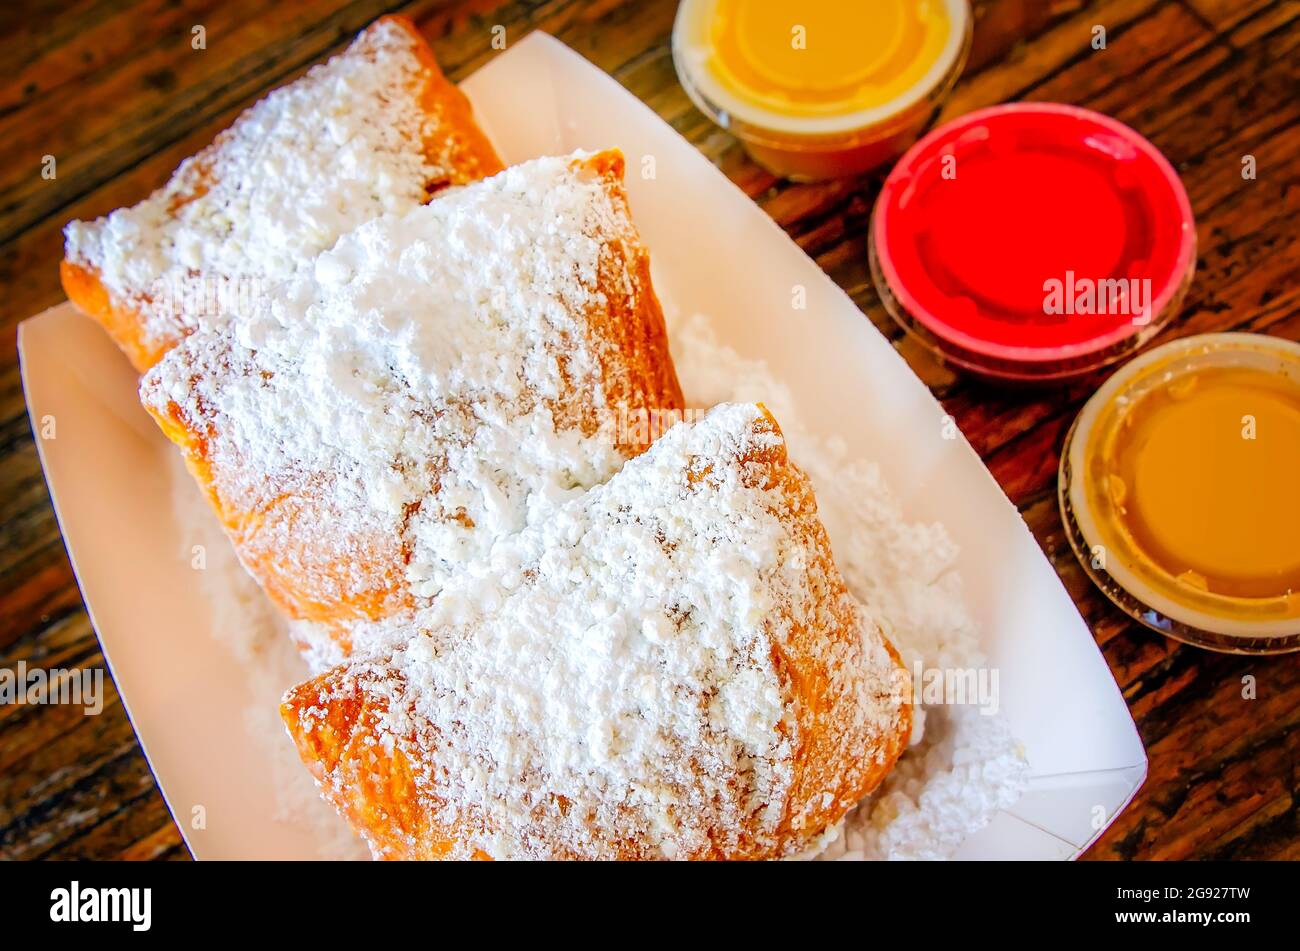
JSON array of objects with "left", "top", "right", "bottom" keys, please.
[
  {"left": 1061, "top": 333, "right": 1300, "bottom": 652},
  {"left": 673, "top": 0, "right": 971, "bottom": 180},
  {"left": 1104, "top": 366, "right": 1300, "bottom": 601}
]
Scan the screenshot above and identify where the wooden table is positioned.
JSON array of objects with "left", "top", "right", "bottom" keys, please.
[{"left": 1, "top": 0, "right": 1296, "bottom": 861}]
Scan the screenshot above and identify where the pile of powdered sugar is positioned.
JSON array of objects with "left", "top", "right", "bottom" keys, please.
[
  {"left": 166, "top": 306, "right": 1026, "bottom": 861},
  {"left": 294, "top": 403, "right": 907, "bottom": 859},
  {"left": 66, "top": 17, "right": 472, "bottom": 346},
  {"left": 666, "top": 311, "right": 1028, "bottom": 860},
  {"left": 143, "top": 152, "right": 666, "bottom": 653}
]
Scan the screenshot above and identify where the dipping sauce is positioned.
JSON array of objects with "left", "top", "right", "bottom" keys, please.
[
  {"left": 871, "top": 103, "right": 1197, "bottom": 382},
  {"left": 1108, "top": 367, "right": 1300, "bottom": 599},
  {"left": 1061, "top": 333, "right": 1300, "bottom": 652},
  {"left": 672, "top": 0, "right": 971, "bottom": 180}
]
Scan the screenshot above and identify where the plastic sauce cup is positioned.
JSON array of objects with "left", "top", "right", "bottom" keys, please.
[
  {"left": 871, "top": 103, "right": 1197, "bottom": 382},
  {"left": 672, "top": 0, "right": 972, "bottom": 181},
  {"left": 1060, "top": 333, "right": 1300, "bottom": 653}
]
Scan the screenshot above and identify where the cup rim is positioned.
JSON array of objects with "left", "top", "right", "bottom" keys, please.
[
  {"left": 1060, "top": 332, "right": 1300, "bottom": 649},
  {"left": 671, "top": 0, "right": 973, "bottom": 140},
  {"left": 870, "top": 102, "right": 1198, "bottom": 367}
]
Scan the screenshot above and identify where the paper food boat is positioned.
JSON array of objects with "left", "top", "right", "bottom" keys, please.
[{"left": 19, "top": 33, "right": 1146, "bottom": 860}]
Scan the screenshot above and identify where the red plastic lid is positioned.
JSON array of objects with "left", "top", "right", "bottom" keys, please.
[{"left": 871, "top": 103, "right": 1196, "bottom": 379}]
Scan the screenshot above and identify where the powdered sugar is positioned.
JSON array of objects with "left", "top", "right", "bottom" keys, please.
[
  {"left": 168, "top": 301, "right": 1026, "bottom": 860},
  {"left": 289, "top": 403, "right": 908, "bottom": 859},
  {"left": 168, "top": 301, "right": 1024, "bottom": 859},
  {"left": 667, "top": 311, "right": 1028, "bottom": 860},
  {"left": 65, "top": 18, "right": 489, "bottom": 352},
  {"left": 141, "top": 151, "right": 675, "bottom": 634}
]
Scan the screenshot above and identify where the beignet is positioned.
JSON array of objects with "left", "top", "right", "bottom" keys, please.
[
  {"left": 142, "top": 150, "right": 683, "bottom": 654},
  {"left": 62, "top": 15, "right": 502, "bottom": 371},
  {"left": 283, "top": 403, "right": 911, "bottom": 860}
]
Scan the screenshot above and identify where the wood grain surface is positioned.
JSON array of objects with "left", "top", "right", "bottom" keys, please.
[{"left": 1, "top": 0, "right": 1297, "bottom": 861}]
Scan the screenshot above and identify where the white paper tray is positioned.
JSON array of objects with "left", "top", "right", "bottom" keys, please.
[{"left": 19, "top": 32, "right": 1146, "bottom": 860}]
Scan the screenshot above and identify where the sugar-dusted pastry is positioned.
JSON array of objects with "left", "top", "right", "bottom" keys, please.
[
  {"left": 282, "top": 403, "right": 912, "bottom": 860},
  {"left": 61, "top": 15, "right": 502, "bottom": 372},
  {"left": 142, "top": 150, "right": 683, "bottom": 659}
]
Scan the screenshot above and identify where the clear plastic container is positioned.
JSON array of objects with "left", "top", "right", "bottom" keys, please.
[
  {"left": 871, "top": 103, "right": 1198, "bottom": 384},
  {"left": 1060, "top": 333, "right": 1300, "bottom": 653},
  {"left": 672, "top": 0, "right": 972, "bottom": 181}
]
